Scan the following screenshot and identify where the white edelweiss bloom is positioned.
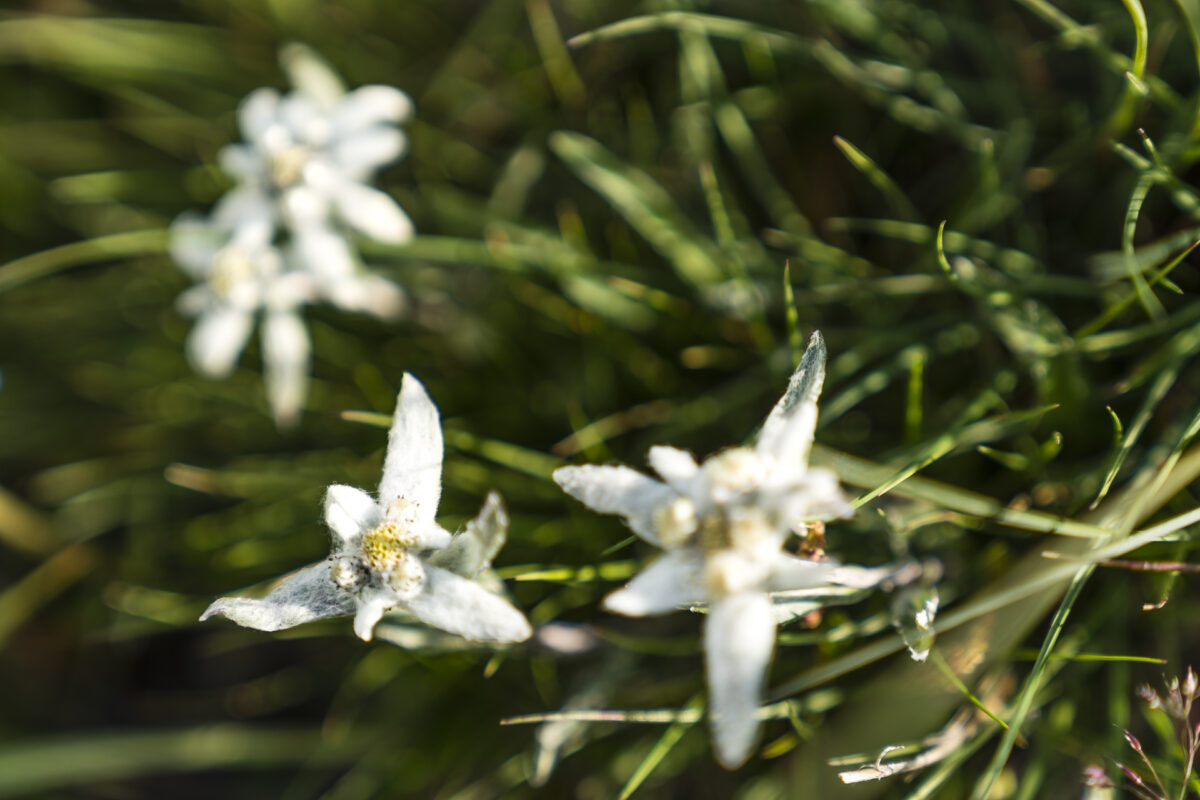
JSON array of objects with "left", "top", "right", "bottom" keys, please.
[
  {"left": 219, "top": 44, "right": 415, "bottom": 245},
  {"left": 554, "top": 331, "right": 885, "bottom": 769},
  {"left": 201, "top": 374, "right": 532, "bottom": 646},
  {"left": 170, "top": 201, "right": 319, "bottom": 426}
]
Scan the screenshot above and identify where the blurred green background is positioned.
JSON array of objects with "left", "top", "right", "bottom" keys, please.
[{"left": 6, "top": 0, "right": 1200, "bottom": 796}]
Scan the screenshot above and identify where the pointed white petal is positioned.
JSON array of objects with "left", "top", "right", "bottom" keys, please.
[
  {"left": 279, "top": 92, "right": 330, "bottom": 146},
  {"left": 765, "top": 553, "right": 844, "bottom": 592},
  {"left": 602, "top": 549, "right": 705, "bottom": 617},
  {"left": 280, "top": 185, "right": 332, "bottom": 229},
  {"left": 766, "top": 553, "right": 892, "bottom": 592},
  {"left": 756, "top": 331, "right": 826, "bottom": 477},
  {"left": 200, "top": 561, "right": 355, "bottom": 631},
  {"left": 332, "top": 181, "right": 414, "bottom": 244},
  {"left": 324, "top": 274, "right": 407, "bottom": 320},
  {"left": 353, "top": 591, "right": 390, "bottom": 641},
  {"left": 332, "top": 126, "right": 406, "bottom": 180},
  {"left": 427, "top": 491, "right": 508, "bottom": 578},
  {"left": 777, "top": 467, "right": 853, "bottom": 526},
  {"left": 647, "top": 445, "right": 699, "bottom": 494},
  {"left": 378, "top": 373, "right": 443, "bottom": 521},
  {"left": 401, "top": 565, "right": 531, "bottom": 643},
  {"left": 237, "top": 87, "right": 281, "bottom": 143},
  {"left": 411, "top": 523, "right": 452, "bottom": 551},
  {"left": 217, "top": 144, "right": 267, "bottom": 182},
  {"left": 168, "top": 212, "right": 221, "bottom": 278},
  {"left": 324, "top": 484, "right": 380, "bottom": 543},
  {"left": 187, "top": 307, "right": 254, "bottom": 378},
  {"left": 554, "top": 465, "right": 679, "bottom": 546},
  {"left": 332, "top": 85, "right": 414, "bottom": 134},
  {"left": 212, "top": 186, "right": 276, "bottom": 249},
  {"left": 705, "top": 592, "right": 775, "bottom": 769},
  {"left": 279, "top": 42, "right": 346, "bottom": 111},
  {"left": 289, "top": 226, "right": 357, "bottom": 282},
  {"left": 176, "top": 284, "right": 214, "bottom": 317},
  {"left": 262, "top": 310, "right": 311, "bottom": 427}
]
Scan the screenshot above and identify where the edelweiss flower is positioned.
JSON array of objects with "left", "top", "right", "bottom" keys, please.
[
  {"left": 554, "top": 332, "right": 887, "bottom": 769},
  {"left": 169, "top": 44, "right": 410, "bottom": 425},
  {"left": 170, "top": 193, "right": 317, "bottom": 426},
  {"left": 201, "top": 373, "right": 532, "bottom": 645},
  {"left": 219, "top": 42, "right": 415, "bottom": 246}
]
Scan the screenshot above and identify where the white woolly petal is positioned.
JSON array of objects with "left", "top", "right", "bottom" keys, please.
[
  {"left": 705, "top": 592, "right": 775, "bottom": 769},
  {"left": 176, "top": 284, "right": 214, "bottom": 318},
  {"left": 647, "top": 445, "right": 699, "bottom": 494},
  {"left": 238, "top": 87, "right": 282, "bottom": 143},
  {"left": 324, "top": 274, "right": 407, "bottom": 320},
  {"left": 217, "top": 144, "right": 267, "bottom": 183},
  {"left": 378, "top": 373, "right": 443, "bottom": 521},
  {"left": 200, "top": 561, "right": 355, "bottom": 631},
  {"left": 554, "top": 465, "right": 679, "bottom": 546},
  {"left": 764, "top": 553, "right": 845, "bottom": 593},
  {"left": 332, "top": 126, "right": 406, "bottom": 181},
  {"left": 353, "top": 591, "right": 391, "bottom": 641},
  {"left": 278, "top": 92, "right": 330, "bottom": 146},
  {"left": 323, "top": 484, "right": 380, "bottom": 543},
  {"left": 412, "top": 523, "right": 453, "bottom": 551},
  {"left": 281, "top": 185, "right": 333, "bottom": 229},
  {"left": 401, "top": 565, "right": 531, "bottom": 643},
  {"left": 602, "top": 549, "right": 705, "bottom": 617},
  {"left": 168, "top": 213, "right": 221, "bottom": 279},
  {"left": 290, "top": 226, "right": 357, "bottom": 283},
  {"left": 262, "top": 311, "right": 311, "bottom": 427},
  {"left": 777, "top": 468, "right": 853, "bottom": 526},
  {"left": 279, "top": 42, "right": 346, "bottom": 112},
  {"left": 332, "top": 181, "right": 414, "bottom": 244},
  {"left": 186, "top": 306, "right": 254, "bottom": 378},
  {"left": 428, "top": 491, "right": 508, "bottom": 578},
  {"left": 756, "top": 331, "right": 826, "bottom": 478},
  {"left": 212, "top": 186, "right": 276, "bottom": 249},
  {"left": 332, "top": 85, "right": 414, "bottom": 134}
]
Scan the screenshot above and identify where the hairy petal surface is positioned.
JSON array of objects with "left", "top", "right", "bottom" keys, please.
[
  {"left": 647, "top": 445, "right": 699, "bottom": 494},
  {"left": 603, "top": 549, "right": 705, "bottom": 617},
  {"left": 187, "top": 306, "right": 254, "bottom": 378},
  {"left": 324, "top": 484, "right": 380, "bottom": 543},
  {"left": 402, "top": 565, "right": 531, "bottom": 643},
  {"left": 705, "top": 591, "right": 776, "bottom": 769},
  {"left": 554, "top": 465, "right": 679, "bottom": 546},
  {"left": 353, "top": 590, "right": 392, "bottom": 642},
  {"left": 378, "top": 373, "right": 443, "bottom": 520},
  {"left": 332, "top": 181, "right": 414, "bottom": 244},
  {"left": 756, "top": 331, "right": 825, "bottom": 482},
  {"left": 200, "top": 561, "right": 354, "bottom": 632},
  {"left": 428, "top": 491, "right": 508, "bottom": 578}
]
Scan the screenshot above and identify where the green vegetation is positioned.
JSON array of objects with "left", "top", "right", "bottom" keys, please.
[{"left": 5, "top": 0, "right": 1200, "bottom": 796}]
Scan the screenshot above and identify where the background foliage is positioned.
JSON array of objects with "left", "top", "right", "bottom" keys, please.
[{"left": 6, "top": 0, "right": 1200, "bottom": 796}]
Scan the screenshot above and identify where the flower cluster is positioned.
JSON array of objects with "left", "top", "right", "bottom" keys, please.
[
  {"left": 554, "top": 332, "right": 892, "bottom": 768},
  {"left": 171, "top": 44, "right": 413, "bottom": 426},
  {"left": 202, "top": 373, "right": 532, "bottom": 645}
]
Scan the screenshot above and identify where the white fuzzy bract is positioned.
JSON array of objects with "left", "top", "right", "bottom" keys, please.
[
  {"left": 555, "top": 332, "right": 886, "bottom": 769},
  {"left": 201, "top": 373, "right": 532, "bottom": 645},
  {"left": 169, "top": 44, "right": 411, "bottom": 426}
]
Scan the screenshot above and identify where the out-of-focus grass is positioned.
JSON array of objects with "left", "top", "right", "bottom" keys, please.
[{"left": 7, "top": 0, "right": 1200, "bottom": 797}]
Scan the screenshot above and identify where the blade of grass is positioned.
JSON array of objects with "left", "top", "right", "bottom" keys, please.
[{"left": 618, "top": 694, "right": 703, "bottom": 799}]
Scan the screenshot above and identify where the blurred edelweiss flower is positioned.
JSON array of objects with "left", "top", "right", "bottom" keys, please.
[
  {"left": 170, "top": 43, "right": 410, "bottom": 426},
  {"left": 554, "top": 332, "right": 890, "bottom": 769},
  {"left": 201, "top": 373, "right": 533, "bottom": 646}
]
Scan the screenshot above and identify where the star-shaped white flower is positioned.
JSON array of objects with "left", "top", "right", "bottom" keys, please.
[
  {"left": 554, "top": 332, "right": 887, "bottom": 769},
  {"left": 201, "top": 373, "right": 532, "bottom": 645},
  {"left": 170, "top": 194, "right": 318, "bottom": 427},
  {"left": 219, "top": 44, "right": 415, "bottom": 246}
]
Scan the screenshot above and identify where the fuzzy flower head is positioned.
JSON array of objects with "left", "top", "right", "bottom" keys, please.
[
  {"left": 219, "top": 42, "right": 415, "bottom": 245},
  {"left": 202, "top": 373, "right": 532, "bottom": 645},
  {"left": 555, "top": 332, "right": 886, "bottom": 769}
]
